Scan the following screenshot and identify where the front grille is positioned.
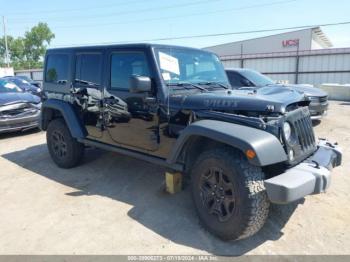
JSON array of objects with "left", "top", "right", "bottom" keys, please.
[
  {"left": 293, "top": 115, "right": 316, "bottom": 152},
  {"left": 3, "top": 121, "right": 38, "bottom": 129},
  {"left": 0, "top": 103, "right": 38, "bottom": 118},
  {"left": 319, "top": 96, "right": 328, "bottom": 103},
  {"left": 285, "top": 107, "right": 316, "bottom": 164},
  {"left": 2, "top": 108, "right": 28, "bottom": 116}
]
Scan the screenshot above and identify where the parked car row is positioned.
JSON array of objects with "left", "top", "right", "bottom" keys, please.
[{"left": 0, "top": 77, "right": 42, "bottom": 134}]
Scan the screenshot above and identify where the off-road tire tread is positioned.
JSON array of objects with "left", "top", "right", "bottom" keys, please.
[
  {"left": 47, "top": 118, "right": 84, "bottom": 168},
  {"left": 191, "top": 147, "right": 270, "bottom": 240}
]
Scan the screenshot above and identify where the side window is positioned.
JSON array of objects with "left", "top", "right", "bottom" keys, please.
[
  {"left": 45, "top": 54, "right": 69, "bottom": 84},
  {"left": 110, "top": 52, "right": 150, "bottom": 90},
  {"left": 75, "top": 53, "right": 102, "bottom": 87},
  {"left": 227, "top": 72, "right": 244, "bottom": 87}
]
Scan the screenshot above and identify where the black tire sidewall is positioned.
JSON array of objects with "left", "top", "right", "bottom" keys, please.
[
  {"left": 191, "top": 149, "right": 259, "bottom": 240},
  {"left": 47, "top": 119, "right": 83, "bottom": 168}
]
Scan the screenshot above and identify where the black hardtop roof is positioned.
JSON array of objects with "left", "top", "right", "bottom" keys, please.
[
  {"left": 47, "top": 43, "right": 214, "bottom": 54},
  {"left": 225, "top": 68, "right": 257, "bottom": 73}
]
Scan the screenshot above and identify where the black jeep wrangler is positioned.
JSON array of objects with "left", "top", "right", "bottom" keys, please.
[{"left": 40, "top": 44, "right": 342, "bottom": 241}]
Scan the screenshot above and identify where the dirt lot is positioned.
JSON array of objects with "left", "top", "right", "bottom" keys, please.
[{"left": 0, "top": 101, "right": 349, "bottom": 255}]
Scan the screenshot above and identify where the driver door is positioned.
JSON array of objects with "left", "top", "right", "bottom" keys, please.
[{"left": 104, "top": 50, "right": 159, "bottom": 151}]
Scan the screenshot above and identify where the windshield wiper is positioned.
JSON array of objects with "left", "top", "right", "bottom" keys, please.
[
  {"left": 197, "top": 81, "right": 229, "bottom": 89},
  {"left": 167, "top": 82, "right": 208, "bottom": 91}
]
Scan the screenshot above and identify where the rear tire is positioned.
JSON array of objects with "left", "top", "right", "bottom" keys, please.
[
  {"left": 190, "top": 147, "right": 270, "bottom": 241},
  {"left": 47, "top": 118, "right": 84, "bottom": 168}
]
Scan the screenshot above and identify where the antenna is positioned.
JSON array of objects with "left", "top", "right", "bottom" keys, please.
[
  {"left": 166, "top": 24, "right": 173, "bottom": 117},
  {"left": 167, "top": 47, "right": 172, "bottom": 117}
]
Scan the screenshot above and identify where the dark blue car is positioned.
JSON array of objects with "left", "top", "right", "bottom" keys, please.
[
  {"left": 2, "top": 76, "right": 43, "bottom": 98},
  {"left": 16, "top": 75, "right": 41, "bottom": 88},
  {"left": 0, "top": 79, "right": 41, "bottom": 133}
]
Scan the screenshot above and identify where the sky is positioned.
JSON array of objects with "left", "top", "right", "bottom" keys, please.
[{"left": 1, "top": 0, "right": 350, "bottom": 49}]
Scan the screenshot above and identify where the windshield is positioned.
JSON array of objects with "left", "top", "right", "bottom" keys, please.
[
  {"left": 17, "top": 75, "right": 33, "bottom": 82},
  {"left": 0, "top": 79, "right": 22, "bottom": 93},
  {"left": 6, "top": 78, "right": 33, "bottom": 89},
  {"left": 239, "top": 70, "right": 275, "bottom": 87},
  {"left": 154, "top": 48, "right": 229, "bottom": 86}
]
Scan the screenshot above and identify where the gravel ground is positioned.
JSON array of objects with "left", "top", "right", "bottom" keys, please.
[{"left": 0, "top": 101, "right": 349, "bottom": 255}]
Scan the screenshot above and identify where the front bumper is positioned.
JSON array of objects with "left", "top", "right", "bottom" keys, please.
[
  {"left": 264, "top": 140, "right": 342, "bottom": 204},
  {"left": 0, "top": 110, "right": 40, "bottom": 133},
  {"left": 309, "top": 101, "right": 328, "bottom": 120}
]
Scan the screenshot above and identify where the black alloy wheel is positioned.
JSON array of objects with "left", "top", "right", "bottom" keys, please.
[
  {"left": 51, "top": 130, "right": 68, "bottom": 159},
  {"left": 190, "top": 147, "right": 270, "bottom": 240},
  {"left": 47, "top": 118, "right": 84, "bottom": 168},
  {"left": 199, "top": 167, "right": 236, "bottom": 222}
]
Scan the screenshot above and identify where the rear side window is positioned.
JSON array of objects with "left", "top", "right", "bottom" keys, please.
[
  {"left": 75, "top": 53, "right": 102, "bottom": 87},
  {"left": 110, "top": 52, "right": 150, "bottom": 90},
  {"left": 45, "top": 54, "right": 69, "bottom": 84}
]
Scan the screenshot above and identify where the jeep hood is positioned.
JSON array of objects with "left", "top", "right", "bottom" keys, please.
[
  {"left": 0, "top": 92, "right": 40, "bottom": 107},
  {"left": 169, "top": 86, "right": 307, "bottom": 114}
]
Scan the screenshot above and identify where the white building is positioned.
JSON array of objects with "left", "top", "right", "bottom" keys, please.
[
  {"left": 0, "top": 67, "right": 14, "bottom": 77},
  {"left": 204, "top": 27, "right": 350, "bottom": 87},
  {"left": 204, "top": 27, "right": 333, "bottom": 56}
]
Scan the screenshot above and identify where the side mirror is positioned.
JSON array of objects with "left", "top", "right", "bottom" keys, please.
[{"left": 129, "top": 75, "right": 152, "bottom": 93}]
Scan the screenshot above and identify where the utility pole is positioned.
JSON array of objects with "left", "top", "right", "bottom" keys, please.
[
  {"left": 295, "top": 41, "right": 300, "bottom": 85},
  {"left": 240, "top": 43, "right": 244, "bottom": 68},
  {"left": 2, "top": 16, "right": 10, "bottom": 67}
]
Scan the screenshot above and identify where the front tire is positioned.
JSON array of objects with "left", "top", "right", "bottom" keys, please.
[
  {"left": 190, "top": 147, "right": 270, "bottom": 241},
  {"left": 47, "top": 119, "right": 84, "bottom": 168}
]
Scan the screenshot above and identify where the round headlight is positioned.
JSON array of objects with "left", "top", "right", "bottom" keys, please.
[{"left": 283, "top": 122, "right": 292, "bottom": 142}]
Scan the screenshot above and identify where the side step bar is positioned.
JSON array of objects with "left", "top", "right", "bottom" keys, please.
[{"left": 79, "top": 138, "right": 184, "bottom": 172}]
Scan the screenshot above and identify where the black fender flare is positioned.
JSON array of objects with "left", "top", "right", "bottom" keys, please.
[
  {"left": 40, "top": 99, "right": 87, "bottom": 139},
  {"left": 167, "top": 120, "right": 287, "bottom": 167}
]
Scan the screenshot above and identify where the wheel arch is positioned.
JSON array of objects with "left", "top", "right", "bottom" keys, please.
[
  {"left": 40, "top": 99, "right": 87, "bottom": 139},
  {"left": 166, "top": 120, "right": 287, "bottom": 168}
]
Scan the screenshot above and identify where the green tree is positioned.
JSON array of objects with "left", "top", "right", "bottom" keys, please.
[
  {"left": 24, "top": 22, "right": 55, "bottom": 65},
  {"left": 0, "top": 35, "right": 14, "bottom": 66},
  {"left": 1, "top": 22, "right": 54, "bottom": 69}
]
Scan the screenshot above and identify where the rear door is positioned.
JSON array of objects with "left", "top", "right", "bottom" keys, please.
[{"left": 72, "top": 50, "right": 104, "bottom": 138}]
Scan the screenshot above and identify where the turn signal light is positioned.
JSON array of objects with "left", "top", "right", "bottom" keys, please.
[{"left": 246, "top": 149, "right": 256, "bottom": 159}]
